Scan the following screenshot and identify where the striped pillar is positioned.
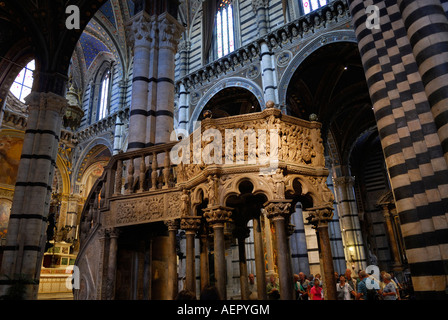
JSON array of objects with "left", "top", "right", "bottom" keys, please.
[
  {"left": 349, "top": 0, "right": 448, "bottom": 299},
  {"left": 397, "top": 0, "right": 448, "bottom": 163},
  {"left": 333, "top": 176, "right": 367, "bottom": 272},
  {"left": 252, "top": 0, "right": 269, "bottom": 37},
  {"left": 126, "top": 11, "right": 153, "bottom": 150},
  {"left": 289, "top": 203, "right": 310, "bottom": 276},
  {"left": 260, "top": 42, "right": 278, "bottom": 105},
  {"left": 177, "top": 40, "right": 190, "bottom": 131},
  {"left": 0, "top": 91, "right": 68, "bottom": 299},
  {"left": 155, "top": 13, "right": 184, "bottom": 145}
]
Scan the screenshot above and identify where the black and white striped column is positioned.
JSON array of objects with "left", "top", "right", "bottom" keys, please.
[
  {"left": 0, "top": 92, "right": 67, "bottom": 299},
  {"left": 155, "top": 13, "right": 184, "bottom": 145},
  {"left": 397, "top": 0, "right": 448, "bottom": 163},
  {"left": 349, "top": 0, "right": 448, "bottom": 299},
  {"left": 177, "top": 40, "right": 190, "bottom": 131},
  {"left": 126, "top": 11, "right": 153, "bottom": 150},
  {"left": 333, "top": 176, "right": 367, "bottom": 272},
  {"left": 252, "top": 0, "right": 269, "bottom": 37}
]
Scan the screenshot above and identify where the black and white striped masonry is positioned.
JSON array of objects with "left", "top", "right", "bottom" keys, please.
[
  {"left": 0, "top": 92, "right": 68, "bottom": 299},
  {"left": 348, "top": 0, "right": 448, "bottom": 299}
]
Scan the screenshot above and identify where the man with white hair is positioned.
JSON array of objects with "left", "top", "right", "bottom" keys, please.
[{"left": 381, "top": 273, "right": 397, "bottom": 300}]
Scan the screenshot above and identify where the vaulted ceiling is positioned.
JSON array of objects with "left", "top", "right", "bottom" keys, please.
[{"left": 285, "top": 41, "right": 375, "bottom": 167}]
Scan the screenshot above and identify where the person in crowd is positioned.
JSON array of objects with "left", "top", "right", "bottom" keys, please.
[
  {"left": 267, "top": 275, "right": 280, "bottom": 300},
  {"left": 344, "top": 268, "right": 357, "bottom": 299},
  {"left": 175, "top": 289, "right": 197, "bottom": 300},
  {"left": 293, "top": 274, "right": 302, "bottom": 300},
  {"left": 298, "top": 272, "right": 310, "bottom": 300},
  {"left": 248, "top": 273, "right": 258, "bottom": 300},
  {"left": 310, "top": 278, "right": 323, "bottom": 300},
  {"left": 200, "top": 285, "right": 221, "bottom": 300},
  {"left": 356, "top": 270, "right": 368, "bottom": 300},
  {"left": 336, "top": 275, "right": 356, "bottom": 300},
  {"left": 381, "top": 273, "right": 397, "bottom": 300}
]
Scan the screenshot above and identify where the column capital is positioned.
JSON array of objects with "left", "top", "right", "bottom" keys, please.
[
  {"left": 264, "top": 200, "right": 292, "bottom": 221},
  {"left": 157, "top": 12, "right": 185, "bottom": 52},
  {"left": 107, "top": 227, "right": 121, "bottom": 239},
  {"left": 306, "top": 205, "right": 334, "bottom": 228},
  {"left": 203, "top": 205, "right": 232, "bottom": 226},
  {"left": 252, "top": 0, "right": 269, "bottom": 13},
  {"left": 165, "top": 219, "right": 180, "bottom": 231},
  {"left": 24, "top": 91, "right": 68, "bottom": 116},
  {"left": 126, "top": 11, "right": 156, "bottom": 49},
  {"left": 333, "top": 176, "right": 355, "bottom": 187},
  {"left": 180, "top": 216, "right": 202, "bottom": 232}
]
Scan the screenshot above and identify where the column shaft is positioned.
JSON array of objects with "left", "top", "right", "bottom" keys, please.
[
  {"left": 0, "top": 92, "right": 67, "bottom": 299},
  {"left": 253, "top": 217, "right": 267, "bottom": 300}
]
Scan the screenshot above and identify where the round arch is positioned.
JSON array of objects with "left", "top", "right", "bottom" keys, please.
[
  {"left": 277, "top": 29, "right": 357, "bottom": 109},
  {"left": 71, "top": 137, "right": 113, "bottom": 188},
  {"left": 188, "top": 77, "right": 265, "bottom": 132}
]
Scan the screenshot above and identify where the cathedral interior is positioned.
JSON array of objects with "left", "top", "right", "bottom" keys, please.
[{"left": 0, "top": 0, "right": 447, "bottom": 301}]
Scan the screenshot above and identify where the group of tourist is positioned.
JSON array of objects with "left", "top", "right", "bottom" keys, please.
[
  {"left": 175, "top": 268, "right": 403, "bottom": 300},
  {"left": 252, "top": 268, "right": 402, "bottom": 300},
  {"left": 290, "top": 268, "right": 402, "bottom": 300}
]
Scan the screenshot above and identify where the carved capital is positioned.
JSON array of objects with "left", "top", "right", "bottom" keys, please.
[
  {"left": 180, "top": 216, "right": 202, "bottom": 232},
  {"left": 204, "top": 206, "right": 232, "bottom": 226},
  {"left": 333, "top": 176, "right": 355, "bottom": 188},
  {"left": 165, "top": 219, "right": 180, "bottom": 231},
  {"left": 107, "top": 227, "right": 121, "bottom": 239},
  {"left": 25, "top": 91, "right": 69, "bottom": 116},
  {"left": 158, "top": 12, "right": 184, "bottom": 52},
  {"left": 264, "top": 200, "right": 292, "bottom": 221},
  {"left": 306, "top": 206, "right": 334, "bottom": 228},
  {"left": 252, "top": 0, "right": 269, "bottom": 13},
  {"left": 126, "top": 11, "right": 155, "bottom": 49}
]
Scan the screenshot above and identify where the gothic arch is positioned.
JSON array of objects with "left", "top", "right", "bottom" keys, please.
[
  {"left": 277, "top": 29, "right": 357, "bottom": 109},
  {"left": 188, "top": 77, "right": 265, "bottom": 132},
  {"left": 220, "top": 175, "right": 275, "bottom": 206},
  {"left": 71, "top": 138, "right": 113, "bottom": 190}
]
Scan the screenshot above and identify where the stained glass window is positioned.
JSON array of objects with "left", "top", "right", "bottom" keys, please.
[
  {"left": 301, "top": 0, "right": 327, "bottom": 15},
  {"left": 98, "top": 70, "right": 110, "bottom": 120},
  {"left": 216, "top": 0, "right": 235, "bottom": 59},
  {"left": 10, "top": 60, "right": 35, "bottom": 103}
]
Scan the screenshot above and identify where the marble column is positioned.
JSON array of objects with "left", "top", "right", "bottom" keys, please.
[
  {"left": 180, "top": 216, "right": 201, "bottom": 294},
  {"left": 252, "top": 0, "right": 269, "bottom": 37},
  {"left": 252, "top": 217, "right": 267, "bottom": 300},
  {"left": 235, "top": 226, "right": 250, "bottom": 300},
  {"left": 106, "top": 228, "right": 120, "bottom": 300},
  {"left": 264, "top": 200, "right": 294, "bottom": 300},
  {"left": 177, "top": 40, "right": 190, "bottom": 131},
  {"left": 0, "top": 91, "right": 68, "bottom": 299},
  {"left": 165, "top": 219, "right": 180, "bottom": 299},
  {"left": 333, "top": 176, "right": 367, "bottom": 271},
  {"left": 289, "top": 203, "right": 310, "bottom": 275},
  {"left": 307, "top": 206, "right": 337, "bottom": 300},
  {"left": 381, "top": 205, "right": 402, "bottom": 270},
  {"left": 199, "top": 232, "right": 210, "bottom": 291},
  {"left": 126, "top": 11, "right": 153, "bottom": 150},
  {"left": 154, "top": 13, "right": 184, "bottom": 146},
  {"left": 259, "top": 41, "right": 277, "bottom": 105},
  {"left": 204, "top": 206, "right": 232, "bottom": 300}
]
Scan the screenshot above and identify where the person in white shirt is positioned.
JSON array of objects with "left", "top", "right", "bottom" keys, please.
[{"left": 336, "top": 275, "right": 356, "bottom": 300}]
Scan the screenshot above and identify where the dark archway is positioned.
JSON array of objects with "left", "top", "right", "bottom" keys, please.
[
  {"left": 198, "top": 87, "right": 262, "bottom": 121},
  {"left": 285, "top": 41, "right": 374, "bottom": 171}
]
